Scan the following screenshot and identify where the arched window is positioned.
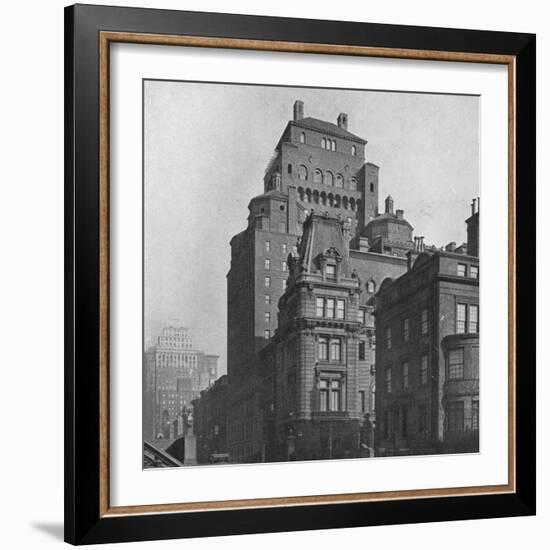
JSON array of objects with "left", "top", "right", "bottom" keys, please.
[
  {"left": 351, "top": 145, "right": 357, "bottom": 156},
  {"left": 342, "top": 195, "right": 349, "bottom": 209},
  {"left": 335, "top": 174, "right": 344, "bottom": 188},
  {"left": 350, "top": 197, "right": 356, "bottom": 211},
  {"left": 328, "top": 193, "right": 334, "bottom": 206},
  {"left": 321, "top": 137, "right": 327, "bottom": 149},
  {"left": 298, "top": 187, "right": 305, "bottom": 201},
  {"left": 313, "top": 169, "right": 323, "bottom": 184},
  {"left": 334, "top": 194, "right": 341, "bottom": 208},
  {"left": 320, "top": 191, "right": 327, "bottom": 206},
  {"left": 313, "top": 190, "right": 320, "bottom": 204},
  {"left": 331, "top": 139, "right": 337, "bottom": 152},
  {"left": 300, "top": 132, "right": 306, "bottom": 144},
  {"left": 325, "top": 171, "right": 334, "bottom": 186},
  {"left": 349, "top": 178, "right": 357, "bottom": 191},
  {"left": 367, "top": 279, "right": 376, "bottom": 293},
  {"left": 298, "top": 165, "right": 308, "bottom": 180},
  {"left": 305, "top": 188, "right": 312, "bottom": 203}
]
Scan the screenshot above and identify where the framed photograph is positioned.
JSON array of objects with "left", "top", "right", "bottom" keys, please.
[{"left": 64, "top": 4, "right": 536, "bottom": 545}]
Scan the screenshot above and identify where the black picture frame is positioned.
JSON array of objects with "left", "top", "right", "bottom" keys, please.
[{"left": 65, "top": 3, "right": 536, "bottom": 545}]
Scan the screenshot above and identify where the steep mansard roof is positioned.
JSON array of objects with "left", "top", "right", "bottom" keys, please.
[{"left": 297, "top": 212, "right": 352, "bottom": 277}]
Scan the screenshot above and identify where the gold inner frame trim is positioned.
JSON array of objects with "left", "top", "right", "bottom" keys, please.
[{"left": 98, "top": 31, "right": 516, "bottom": 518}]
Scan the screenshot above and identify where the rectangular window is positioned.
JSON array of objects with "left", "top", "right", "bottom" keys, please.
[
  {"left": 264, "top": 258, "right": 270, "bottom": 269},
  {"left": 278, "top": 221, "right": 286, "bottom": 233},
  {"left": 472, "top": 400, "right": 479, "bottom": 431},
  {"left": 447, "top": 401, "right": 464, "bottom": 432},
  {"left": 386, "top": 367, "right": 392, "bottom": 393},
  {"left": 360, "top": 308, "right": 367, "bottom": 324},
  {"left": 282, "top": 279, "right": 287, "bottom": 291},
  {"left": 401, "top": 407, "right": 408, "bottom": 437},
  {"left": 330, "top": 379, "right": 341, "bottom": 411},
  {"left": 456, "top": 303, "right": 467, "bottom": 333},
  {"left": 281, "top": 243, "right": 287, "bottom": 255},
  {"left": 469, "top": 304, "right": 479, "bottom": 333},
  {"left": 418, "top": 403, "right": 428, "bottom": 434},
  {"left": 403, "top": 318, "right": 410, "bottom": 342},
  {"left": 265, "top": 241, "right": 270, "bottom": 252},
  {"left": 384, "top": 410, "right": 391, "bottom": 439},
  {"left": 326, "top": 298, "right": 335, "bottom": 318},
  {"left": 386, "top": 327, "right": 392, "bottom": 350},
  {"left": 402, "top": 362, "right": 409, "bottom": 390},
  {"left": 316, "top": 297, "right": 324, "bottom": 317},
  {"left": 448, "top": 348, "right": 464, "bottom": 379},
  {"left": 281, "top": 260, "right": 287, "bottom": 272},
  {"left": 420, "top": 354, "right": 428, "bottom": 384},
  {"left": 264, "top": 329, "right": 270, "bottom": 340},
  {"left": 336, "top": 299, "right": 345, "bottom": 319},
  {"left": 330, "top": 338, "right": 341, "bottom": 361},
  {"left": 264, "top": 294, "right": 271, "bottom": 305},
  {"left": 457, "top": 263, "right": 467, "bottom": 277},
  {"left": 264, "top": 312, "right": 271, "bottom": 323},
  {"left": 318, "top": 337, "right": 328, "bottom": 361},
  {"left": 358, "top": 341, "right": 366, "bottom": 360},
  {"left": 359, "top": 390, "right": 366, "bottom": 413},
  {"left": 421, "top": 309, "right": 428, "bottom": 335},
  {"left": 326, "top": 264, "right": 336, "bottom": 279},
  {"left": 264, "top": 276, "right": 271, "bottom": 288},
  {"left": 319, "top": 379, "right": 329, "bottom": 411}
]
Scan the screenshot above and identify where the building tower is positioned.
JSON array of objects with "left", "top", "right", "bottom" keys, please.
[{"left": 226, "top": 100, "right": 381, "bottom": 462}]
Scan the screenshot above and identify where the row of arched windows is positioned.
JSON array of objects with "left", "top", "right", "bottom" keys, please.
[
  {"left": 297, "top": 165, "right": 357, "bottom": 190},
  {"left": 321, "top": 137, "right": 336, "bottom": 151},
  {"left": 297, "top": 186, "right": 362, "bottom": 211}
]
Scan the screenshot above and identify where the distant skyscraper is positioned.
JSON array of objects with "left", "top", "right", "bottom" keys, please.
[{"left": 143, "top": 323, "right": 218, "bottom": 442}]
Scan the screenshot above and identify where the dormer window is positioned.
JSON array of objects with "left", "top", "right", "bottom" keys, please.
[{"left": 326, "top": 264, "right": 336, "bottom": 279}]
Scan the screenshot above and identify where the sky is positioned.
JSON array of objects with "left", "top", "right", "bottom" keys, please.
[{"left": 143, "top": 81, "right": 479, "bottom": 375}]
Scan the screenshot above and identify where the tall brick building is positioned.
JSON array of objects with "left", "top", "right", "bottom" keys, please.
[
  {"left": 374, "top": 200, "right": 480, "bottom": 456},
  {"left": 224, "top": 100, "right": 416, "bottom": 462}
]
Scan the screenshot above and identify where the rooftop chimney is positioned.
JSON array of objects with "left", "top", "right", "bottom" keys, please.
[
  {"left": 337, "top": 112, "right": 348, "bottom": 130},
  {"left": 293, "top": 100, "right": 304, "bottom": 121},
  {"left": 385, "top": 195, "right": 394, "bottom": 215}
]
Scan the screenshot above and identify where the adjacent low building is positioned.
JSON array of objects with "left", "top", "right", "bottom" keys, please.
[
  {"left": 374, "top": 200, "right": 480, "bottom": 456},
  {"left": 192, "top": 375, "right": 229, "bottom": 464}
]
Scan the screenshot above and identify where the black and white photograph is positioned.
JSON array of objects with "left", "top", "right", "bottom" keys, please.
[{"left": 142, "top": 82, "right": 480, "bottom": 468}]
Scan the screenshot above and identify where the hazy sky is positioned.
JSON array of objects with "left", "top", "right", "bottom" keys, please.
[{"left": 144, "top": 81, "right": 479, "bottom": 374}]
